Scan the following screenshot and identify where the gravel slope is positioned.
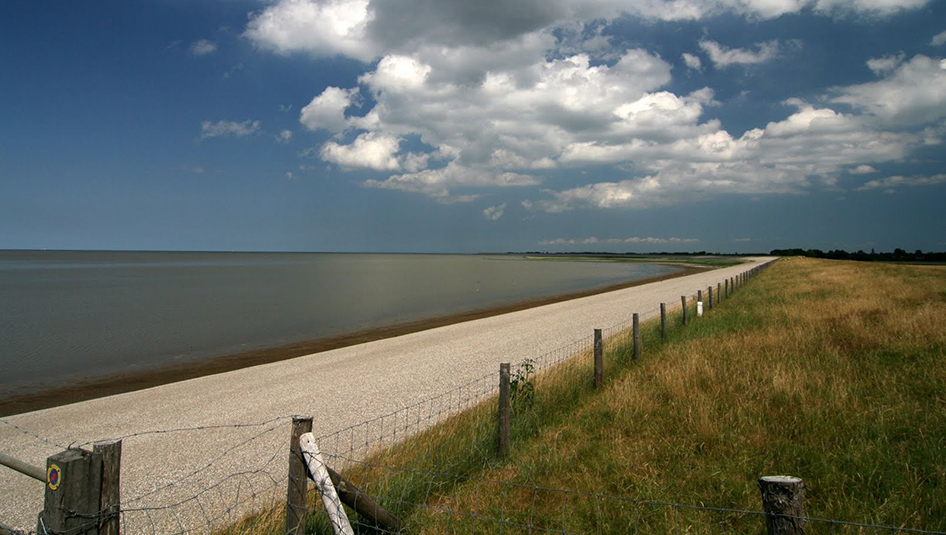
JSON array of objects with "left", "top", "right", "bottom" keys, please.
[{"left": 0, "top": 257, "right": 773, "bottom": 532}]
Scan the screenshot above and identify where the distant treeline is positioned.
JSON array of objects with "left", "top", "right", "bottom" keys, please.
[{"left": 770, "top": 248, "right": 946, "bottom": 262}]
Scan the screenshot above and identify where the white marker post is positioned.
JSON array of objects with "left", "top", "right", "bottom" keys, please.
[
  {"left": 299, "top": 433, "right": 354, "bottom": 535},
  {"left": 697, "top": 301, "right": 704, "bottom": 317}
]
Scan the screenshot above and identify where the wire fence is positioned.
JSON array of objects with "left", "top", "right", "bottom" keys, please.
[{"left": 13, "top": 262, "right": 937, "bottom": 534}]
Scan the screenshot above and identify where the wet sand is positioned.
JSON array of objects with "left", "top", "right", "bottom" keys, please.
[{"left": 0, "top": 264, "right": 704, "bottom": 416}]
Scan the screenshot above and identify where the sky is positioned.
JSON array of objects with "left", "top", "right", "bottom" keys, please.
[{"left": 1, "top": 0, "right": 945, "bottom": 254}]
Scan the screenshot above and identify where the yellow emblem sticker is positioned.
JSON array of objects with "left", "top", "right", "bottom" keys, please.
[{"left": 47, "top": 464, "right": 61, "bottom": 490}]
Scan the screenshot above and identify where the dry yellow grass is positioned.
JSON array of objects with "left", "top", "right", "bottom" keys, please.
[{"left": 225, "top": 258, "right": 946, "bottom": 533}]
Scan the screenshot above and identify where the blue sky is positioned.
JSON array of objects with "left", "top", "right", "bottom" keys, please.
[{"left": 2, "top": 0, "right": 945, "bottom": 254}]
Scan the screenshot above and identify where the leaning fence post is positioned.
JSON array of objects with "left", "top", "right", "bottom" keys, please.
[
  {"left": 681, "top": 296, "right": 688, "bottom": 325},
  {"left": 632, "top": 313, "right": 641, "bottom": 361},
  {"left": 660, "top": 303, "right": 667, "bottom": 341},
  {"left": 93, "top": 439, "right": 121, "bottom": 535},
  {"left": 759, "top": 476, "right": 806, "bottom": 535},
  {"left": 287, "top": 416, "right": 313, "bottom": 535},
  {"left": 593, "top": 329, "right": 603, "bottom": 388},
  {"left": 38, "top": 448, "right": 103, "bottom": 535},
  {"left": 498, "top": 363, "right": 511, "bottom": 458}
]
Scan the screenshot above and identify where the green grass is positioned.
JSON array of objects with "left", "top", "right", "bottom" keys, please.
[{"left": 223, "top": 258, "right": 946, "bottom": 534}]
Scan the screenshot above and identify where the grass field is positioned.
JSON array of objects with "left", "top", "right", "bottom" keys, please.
[{"left": 224, "top": 257, "right": 946, "bottom": 534}]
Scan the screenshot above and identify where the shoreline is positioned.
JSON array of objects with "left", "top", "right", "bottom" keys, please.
[{"left": 0, "top": 264, "right": 705, "bottom": 417}]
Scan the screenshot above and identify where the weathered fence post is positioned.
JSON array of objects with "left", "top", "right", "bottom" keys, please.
[
  {"left": 681, "top": 296, "right": 688, "bottom": 325},
  {"left": 759, "top": 476, "right": 806, "bottom": 535},
  {"left": 287, "top": 416, "right": 313, "bottom": 535},
  {"left": 93, "top": 439, "right": 121, "bottom": 535},
  {"left": 708, "top": 286, "right": 713, "bottom": 310},
  {"left": 725, "top": 278, "right": 729, "bottom": 298},
  {"left": 498, "top": 363, "right": 511, "bottom": 458},
  {"left": 632, "top": 313, "right": 641, "bottom": 361},
  {"left": 717, "top": 283, "right": 722, "bottom": 304},
  {"left": 37, "top": 448, "right": 103, "bottom": 535},
  {"left": 593, "top": 329, "right": 603, "bottom": 388},
  {"left": 660, "top": 303, "right": 667, "bottom": 341}
]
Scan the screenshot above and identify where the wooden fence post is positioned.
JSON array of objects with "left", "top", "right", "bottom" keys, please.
[
  {"left": 498, "top": 363, "right": 511, "bottom": 458},
  {"left": 93, "top": 439, "right": 121, "bottom": 535},
  {"left": 660, "top": 303, "right": 667, "bottom": 341},
  {"left": 697, "top": 289, "right": 702, "bottom": 304},
  {"left": 708, "top": 286, "right": 713, "bottom": 310},
  {"left": 287, "top": 416, "right": 313, "bottom": 535},
  {"left": 717, "top": 283, "right": 722, "bottom": 304},
  {"left": 681, "top": 296, "right": 688, "bottom": 325},
  {"left": 725, "top": 278, "right": 729, "bottom": 298},
  {"left": 632, "top": 313, "right": 641, "bottom": 361},
  {"left": 759, "top": 476, "right": 806, "bottom": 535},
  {"left": 593, "top": 329, "right": 603, "bottom": 388},
  {"left": 38, "top": 448, "right": 103, "bottom": 535}
]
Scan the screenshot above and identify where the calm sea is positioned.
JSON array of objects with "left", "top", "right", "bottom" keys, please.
[{"left": 0, "top": 251, "right": 679, "bottom": 395}]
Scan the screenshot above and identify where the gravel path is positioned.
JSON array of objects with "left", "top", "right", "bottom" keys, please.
[{"left": 0, "top": 258, "right": 773, "bottom": 532}]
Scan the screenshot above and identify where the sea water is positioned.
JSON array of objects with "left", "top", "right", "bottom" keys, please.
[{"left": 0, "top": 251, "right": 679, "bottom": 395}]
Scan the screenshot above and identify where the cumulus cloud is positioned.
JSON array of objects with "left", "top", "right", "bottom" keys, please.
[
  {"left": 698, "top": 39, "right": 781, "bottom": 67},
  {"left": 681, "top": 52, "right": 702, "bottom": 70},
  {"left": 253, "top": 0, "right": 940, "bottom": 211},
  {"left": 277, "top": 130, "right": 293, "bottom": 144},
  {"left": 200, "top": 119, "right": 261, "bottom": 139},
  {"left": 857, "top": 174, "right": 946, "bottom": 192},
  {"left": 245, "top": 0, "right": 931, "bottom": 63},
  {"left": 320, "top": 132, "right": 402, "bottom": 171},
  {"left": 483, "top": 203, "right": 506, "bottom": 221},
  {"left": 833, "top": 55, "right": 946, "bottom": 125},
  {"left": 850, "top": 164, "right": 877, "bottom": 174},
  {"left": 190, "top": 39, "right": 217, "bottom": 56},
  {"left": 300, "top": 87, "right": 359, "bottom": 132},
  {"left": 365, "top": 162, "right": 539, "bottom": 202},
  {"left": 933, "top": 30, "right": 946, "bottom": 47}
]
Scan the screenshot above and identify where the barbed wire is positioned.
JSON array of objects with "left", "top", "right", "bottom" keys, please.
[{"left": 0, "top": 417, "right": 71, "bottom": 451}]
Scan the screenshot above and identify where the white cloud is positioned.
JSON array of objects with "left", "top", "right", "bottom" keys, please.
[
  {"left": 933, "top": 30, "right": 946, "bottom": 47},
  {"left": 483, "top": 203, "right": 507, "bottom": 221},
  {"left": 681, "top": 52, "right": 702, "bottom": 70},
  {"left": 245, "top": 0, "right": 931, "bottom": 64},
  {"left": 277, "top": 130, "right": 293, "bottom": 144},
  {"left": 300, "top": 87, "right": 359, "bottom": 132},
  {"left": 244, "top": 0, "right": 375, "bottom": 61},
  {"left": 866, "top": 53, "right": 904, "bottom": 74},
  {"left": 699, "top": 39, "right": 780, "bottom": 67},
  {"left": 857, "top": 174, "right": 946, "bottom": 192},
  {"left": 365, "top": 162, "right": 539, "bottom": 202},
  {"left": 833, "top": 55, "right": 946, "bottom": 126},
  {"left": 320, "top": 132, "right": 402, "bottom": 171},
  {"left": 190, "top": 39, "right": 217, "bottom": 56},
  {"left": 200, "top": 119, "right": 261, "bottom": 139},
  {"left": 849, "top": 164, "right": 877, "bottom": 175}
]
